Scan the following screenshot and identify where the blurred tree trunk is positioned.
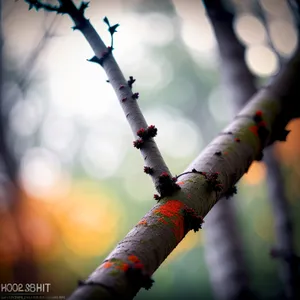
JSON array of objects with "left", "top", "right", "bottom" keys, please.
[
  {"left": 203, "top": 1, "right": 256, "bottom": 300},
  {"left": 0, "top": 0, "right": 38, "bottom": 284},
  {"left": 204, "top": 1, "right": 299, "bottom": 299}
]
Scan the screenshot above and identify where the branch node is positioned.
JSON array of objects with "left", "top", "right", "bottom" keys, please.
[
  {"left": 103, "top": 16, "right": 119, "bottom": 48},
  {"left": 25, "top": 0, "right": 67, "bottom": 14},
  {"left": 128, "top": 76, "right": 136, "bottom": 89},
  {"left": 87, "top": 55, "right": 102, "bottom": 65},
  {"left": 157, "top": 172, "right": 181, "bottom": 198},
  {"left": 79, "top": 1, "right": 90, "bottom": 15},
  {"left": 132, "top": 92, "right": 140, "bottom": 100},
  {"left": 224, "top": 185, "right": 237, "bottom": 199},
  {"left": 154, "top": 194, "right": 161, "bottom": 201},
  {"left": 144, "top": 166, "right": 154, "bottom": 175},
  {"left": 133, "top": 139, "right": 144, "bottom": 149},
  {"left": 182, "top": 207, "right": 204, "bottom": 232},
  {"left": 125, "top": 264, "right": 154, "bottom": 290}
]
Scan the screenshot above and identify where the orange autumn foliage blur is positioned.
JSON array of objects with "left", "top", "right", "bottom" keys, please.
[
  {"left": 276, "top": 118, "right": 300, "bottom": 165},
  {"left": 0, "top": 180, "right": 123, "bottom": 281},
  {"left": 242, "top": 161, "right": 266, "bottom": 185},
  {"left": 241, "top": 119, "right": 300, "bottom": 186}
]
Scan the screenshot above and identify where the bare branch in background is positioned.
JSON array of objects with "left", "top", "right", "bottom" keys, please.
[
  {"left": 202, "top": 1, "right": 255, "bottom": 299},
  {"left": 0, "top": 2, "right": 60, "bottom": 285},
  {"left": 204, "top": 0, "right": 299, "bottom": 299},
  {"left": 17, "top": 14, "right": 60, "bottom": 93}
]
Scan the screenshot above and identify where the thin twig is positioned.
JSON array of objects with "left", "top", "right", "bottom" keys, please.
[
  {"left": 18, "top": 14, "right": 60, "bottom": 92},
  {"left": 23, "top": 0, "right": 178, "bottom": 197}
]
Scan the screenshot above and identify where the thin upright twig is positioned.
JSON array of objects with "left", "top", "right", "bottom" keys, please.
[{"left": 23, "top": 0, "right": 179, "bottom": 199}]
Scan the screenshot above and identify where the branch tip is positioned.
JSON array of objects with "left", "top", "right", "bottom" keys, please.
[
  {"left": 128, "top": 76, "right": 136, "bottom": 89},
  {"left": 133, "top": 139, "right": 144, "bottom": 149},
  {"left": 144, "top": 166, "right": 154, "bottom": 175},
  {"left": 132, "top": 92, "right": 140, "bottom": 100},
  {"left": 79, "top": 1, "right": 89, "bottom": 14},
  {"left": 224, "top": 185, "right": 237, "bottom": 199},
  {"left": 126, "top": 265, "right": 154, "bottom": 290},
  {"left": 25, "top": 0, "right": 66, "bottom": 14}
]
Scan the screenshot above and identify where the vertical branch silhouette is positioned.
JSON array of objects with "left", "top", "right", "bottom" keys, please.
[
  {"left": 202, "top": 1, "right": 255, "bottom": 299},
  {"left": 204, "top": 1, "right": 299, "bottom": 299}
]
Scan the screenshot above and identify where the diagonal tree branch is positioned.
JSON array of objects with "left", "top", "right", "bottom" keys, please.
[
  {"left": 204, "top": 0, "right": 299, "bottom": 299},
  {"left": 65, "top": 47, "right": 300, "bottom": 299},
  {"left": 23, "top": 0, "right": 178, "bottom": 199},
  {"left": 22, "top": 1, "right": 300, "bottom": 299}
]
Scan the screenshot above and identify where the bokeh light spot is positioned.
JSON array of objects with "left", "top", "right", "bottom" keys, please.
[
  {"left": 246, "top": 45, "right": 278, "bottom": 77},
  {"left": 234, "top": 14, "right": 266, "bottom": 45}
]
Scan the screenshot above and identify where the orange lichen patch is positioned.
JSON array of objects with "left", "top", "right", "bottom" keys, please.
[
  {"left": 177, "top": 181, "right": 185, "bottom": 185},
  {"left": 128, "top": 255, "right": 140, "bottom": 263},
  {"left": 154, "top": 200, "right": 186, "bottom": 242},
  {"left": 172, "top": 216, "right": 185, "bottom": 242},
  {"left": 103, "top": 261, "right": 114, "bottom": 269},
  {"left": 154, "top": 200, "right": 185, "bottom": 218},
  {"left": 249, "top": 125, "right": 259, "bottom": 136},
  {"left": 116, "top": 263, "right": 129, "bottom": 272},
  {"left": 242, "top": 161, "right": 266, "bottom": 185},
  {"left": 99, "top": 259, "right": 131, "bottom": 273},
  {"left": 138, "top": 219, "right": 148, "bottom": 226}
]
